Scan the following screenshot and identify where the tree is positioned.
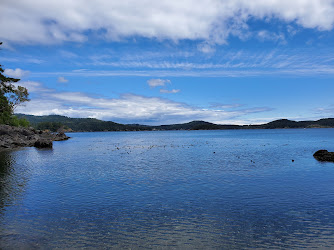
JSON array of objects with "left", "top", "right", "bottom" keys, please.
[{"left": 0, "top": 42, "right": 30, "bottom": 125}]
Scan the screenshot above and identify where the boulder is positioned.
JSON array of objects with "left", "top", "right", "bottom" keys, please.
[
  {"left": 54, "top": 131, "right": 70, "bottom": 141},
  {"left": 34, "top": 139, "right": 53, "bottom": 148},
  {"left": 313, "top": 150, "right": 334, "bottom": 162}
]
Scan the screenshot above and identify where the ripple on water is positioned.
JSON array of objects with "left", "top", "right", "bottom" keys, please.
[{"left": 1, "top": 129, "right": 334, "bottom": 248}]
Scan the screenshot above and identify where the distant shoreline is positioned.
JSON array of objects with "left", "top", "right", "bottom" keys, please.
[
  {"left": 64, "top": 127, "right": 334, "bottom": 133},
  {"left": 14, "top": 114, "right": 334, "bottom": 133}
]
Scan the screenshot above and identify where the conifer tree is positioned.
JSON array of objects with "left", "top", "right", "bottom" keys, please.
[{"left": 0, "top": 42, "right": 29, "bottom": 124}]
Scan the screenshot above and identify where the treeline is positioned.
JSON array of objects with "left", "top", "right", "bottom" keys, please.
[
  {"left": 15, "top": 114, "right": 334, "bottom": 132},
  {"left": 16, "top": 114, "right": 148, "bottom": 132},
  {"left": 258, "top": 118, "right": 334, "bottom": 129},
  {"left": 154, "top": 121, "right": 241, "bottom": 130},
  {"left": 36, "top": 122, "right": 68, "bottom": 131}
]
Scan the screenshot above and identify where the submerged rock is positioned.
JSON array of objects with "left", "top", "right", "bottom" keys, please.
[{"left": 313, "top": 150, "right": 334, "bottom": 162}]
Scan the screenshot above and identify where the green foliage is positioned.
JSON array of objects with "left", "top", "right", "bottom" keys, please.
[
  {"left": 0, "top": 94, "right": 11, "bottom": 124},
  {"left": 0, "top": 114, "right": 30, "bottom": 127},
  {"left": 36, "top": 121, "right": 67, "bottom": 132},
  {"left": 0, "top": 42, "right": 30, "bottom": 126},
  {"left": 7, "top": 116, "right": 30, "bottom": 127},
  {"left": 16, "top": 114, "right": 147, "bottom": 131},
  {"left": 17, "top": 117, "right": 30, "bottom": 127}
]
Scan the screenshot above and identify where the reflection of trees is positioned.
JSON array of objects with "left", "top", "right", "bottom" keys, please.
[{"left": 0, "top": 151, "right": 27, "bottom": 217}]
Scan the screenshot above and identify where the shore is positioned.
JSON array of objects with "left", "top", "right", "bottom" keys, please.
[{"left": 0, "top": 125, "right": 70, "bottom": 150}]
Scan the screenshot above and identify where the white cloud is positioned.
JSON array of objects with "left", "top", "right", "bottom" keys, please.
[
  {"left": 14, "top": 81, "right": 51, "bottom": 93},
  {"left": 30, "top": 62, "right": 334, "bottom": 78},
  {"left": 257, "top": 30, "right": 286, "bottom": 43},
  {"left": 160, "top": 89, "right": 180, "bottom": 94},
  {"left": 286, "top": 25, "right": 299, "bottom": 36},
  {"left": 147, "top": 79, "right": 170, "bottom": 87},
  {"left": 210, "top": 103, "right": 244, "bottom": 109},
  {"left": 197, "top": 42, "right": 216, "bottom": 54},
  {"left": 1, "top": 0, "right": 334, "bottom": 44},
  {"left": 54, "top": 47, "right": 332, "bottom": 77},
  {"left": 57, "top": 76, "right": 69, "bottom": 83},
  {"left": 15, "top": 81, "right": 272, "bottom": 125},
  {"left": 147, "top": 79, "right": 180, "bottom": 93},
  {"left": 314, "top": 106, "right": 334, "bottom": 115},
  {"left": 4, "top": 68, "right": 29, "bottom": 78},
  {"left": 0, "top": 57, "right": 45, "bottom": 64}
]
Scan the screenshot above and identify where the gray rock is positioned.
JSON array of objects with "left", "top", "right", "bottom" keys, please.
[
  {"left": 54, "top": 131, "right": 70, "bottom": 141},
  {"left": 0, "top": 125, "right": 70, "bottom": 150}
]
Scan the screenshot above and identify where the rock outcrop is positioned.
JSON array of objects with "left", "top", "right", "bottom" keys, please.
[
  {"left": 313, "top": 150, "right": 334, "bottom": 162},
  {"left": 0, "top": 125, "right": 70, "bottom": 150},
  {"left": 54, "top": 131, "right": 70, "bottom": 141},
  {"left": 34, "top": 139, "right": 53, "bottom": 148}
]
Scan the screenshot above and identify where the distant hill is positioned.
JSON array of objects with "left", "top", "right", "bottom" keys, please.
[
  {"left": 15, "top": 114, "right": 334, "bottom": 132},
  {"left": 155, "top": 121, "right": 242, "bottom": 130},
  {"left": 261, "top": 118, "right": 334, "bottom": 129},
  {"left": 15, "top": 114, "right": 148, "bottom": 132}
]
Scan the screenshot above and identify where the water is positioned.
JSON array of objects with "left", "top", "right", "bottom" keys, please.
[{"left": 1, "top": 129, "right": 334, "bottom": 249}]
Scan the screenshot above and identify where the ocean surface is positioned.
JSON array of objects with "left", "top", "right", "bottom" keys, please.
[{"left": 1, "top": 129, "right": 334, "bottom": 249}]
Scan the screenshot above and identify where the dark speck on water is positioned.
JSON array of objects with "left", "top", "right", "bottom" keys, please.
[{"left": 1, "top": 129, "right": 334, "bottom": 249}]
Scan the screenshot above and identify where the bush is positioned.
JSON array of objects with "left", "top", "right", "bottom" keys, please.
[
  {"left": 5, "top": 115, "right": 30, "bottom": 127},
  {"left": 18, "top": 117, "right": 30, "bottom": 127}
]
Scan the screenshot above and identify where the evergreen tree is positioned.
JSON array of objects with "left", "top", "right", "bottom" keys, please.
[{"left": 0, "top": 42, "right": 30, "bottom": 125}]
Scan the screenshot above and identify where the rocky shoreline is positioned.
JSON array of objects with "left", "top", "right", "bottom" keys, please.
[{"left": 0, "top": 125, "right": 70, "bottom": 150}]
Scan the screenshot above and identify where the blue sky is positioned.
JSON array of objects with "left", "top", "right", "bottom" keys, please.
[{"left": 1, "top": 0, "right": 334, "bottom": 125}]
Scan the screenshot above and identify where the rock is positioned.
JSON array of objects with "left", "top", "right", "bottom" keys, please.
[
  {"left": 0, "top": 125, "right": 70, "bottom": 150},
  {"left": 34, "top": 139, "right": 53, "bottom": 148},
  {"left": 54, "top": 131, "right": 70, "bottom": 141},
  {"left": 313, "top": 150, "right": 334, "bottom": 162},
  {"left": 0, "top": 125, "right": 9, "bottom": 136}
]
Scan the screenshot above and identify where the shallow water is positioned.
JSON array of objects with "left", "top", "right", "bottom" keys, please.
[{"left": 1, "top": 129, "right": 334, "bottom": 248}]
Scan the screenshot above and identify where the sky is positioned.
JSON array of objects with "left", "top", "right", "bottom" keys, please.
[{"left": 1, "top": 0, "right": 334, "bottom": 125}]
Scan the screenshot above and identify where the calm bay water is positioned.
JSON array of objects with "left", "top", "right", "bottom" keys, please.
[{"left": 1, "top": 129, "right": 334, "bottom": 248}]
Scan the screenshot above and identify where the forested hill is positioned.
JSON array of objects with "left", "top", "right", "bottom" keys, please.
[
  {"left": 15, "top": 114, "right": 148, "bottom": 132},
  {"left": 260, "top": 118, "right": 334, "bottom": 129},
  {"left": 15, "top": 114, "right": 334, "bottom": 132}
]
